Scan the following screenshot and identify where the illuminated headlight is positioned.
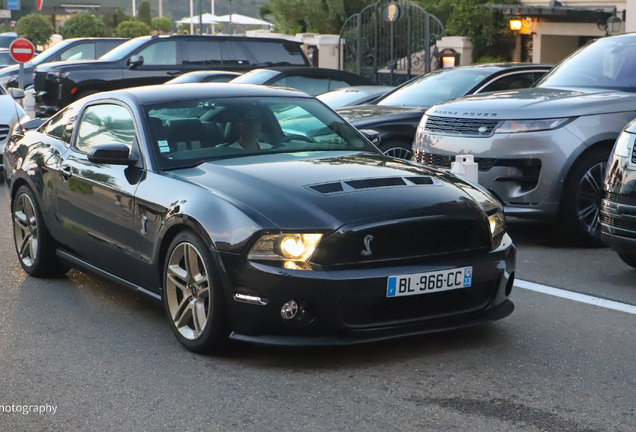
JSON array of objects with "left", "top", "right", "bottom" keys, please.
[
  {"left": 248, "top": 233, "right": 323, "bottom": 262},
  {"left": 495, "top": 118, "right": 572, "bottom": 134},
  {"left": 488, "top": 210, "right": 506, "bottom": 249},
  {"left": 613, "top": 132, "right": 635, "bottom": 158}
]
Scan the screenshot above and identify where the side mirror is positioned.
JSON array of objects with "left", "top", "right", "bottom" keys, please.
[
  {"left": 128, "top": 55, "right": 144, "bottom": 69},
  {"left": 9, "top": 88, "right": 25, "bottom": 100},
  {"left": 359, "top": 129, "right": 381, "bottom": 146},
  {"left": 88, "top": 144, "right": 137, "bottom": 165}
]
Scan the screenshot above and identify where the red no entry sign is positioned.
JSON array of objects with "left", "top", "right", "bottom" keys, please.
[{"left": 9, "top": 39, "right": 35, "bottom": 63}]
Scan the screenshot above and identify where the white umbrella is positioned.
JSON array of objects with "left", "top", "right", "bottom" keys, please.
[
  {"left": 214, "top": 14, "right": 274, "bottom": 27},
  {"left": 176, "top": 13, "right": 219, "bottom": 25}
]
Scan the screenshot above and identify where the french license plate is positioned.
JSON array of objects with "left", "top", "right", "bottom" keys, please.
[{"left": 387, "top": 267, "right": 473, "bottom": 298}]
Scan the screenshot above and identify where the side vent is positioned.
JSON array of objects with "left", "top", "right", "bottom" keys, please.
[
  {"left": 345, "top": 177, "right": 406, "bottom": 189},
  {"left": 310, "top": 182, "right": 344, "bottom": 194},
  {"left": 406, "top": 176, "right": 434, "bottom": 185},
  {"left": 307, "top": 176, "right": 438, "bottom": 195}
]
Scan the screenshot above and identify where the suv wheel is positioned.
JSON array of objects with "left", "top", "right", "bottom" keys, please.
[
  {"left": 381, "top": 140, "right": 412, "bottom": 160},
  {"left": 557, "top": 147, "right": 610, "bottom": 247}
]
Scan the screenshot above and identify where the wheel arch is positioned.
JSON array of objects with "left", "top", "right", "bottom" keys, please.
[{"left": 556, "top": 139, "right": 615, "bottom": 201}]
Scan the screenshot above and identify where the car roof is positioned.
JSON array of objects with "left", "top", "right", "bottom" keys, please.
[
  {"left": 108, "top": 83, "right": 314, "bottom": 104},
  {"left": 446, "top": 63, "right": 553, "bottom": 72},
  {"left": 153, "top": 34, "right": 304, "bottom": 46}
]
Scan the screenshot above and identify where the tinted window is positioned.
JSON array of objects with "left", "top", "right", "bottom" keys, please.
[
  {"left": 538, "top": 36, "right": 636, "bottom": 90},
  {"left": 273, "top": 75, "right": 330, "bottom": 96},
  {"left": 479, "top": 72, "right": 535, "bottom": 93},
  {"left": 328, "top": 79, "right": 350, "bottom": 92},
  {"left": 138, "top": 41, "right": 177, "bottom": 66},
  {"left": 102, "top": 40, "right": 125, "bottom": 52},
  {"left": 244, "top": 41, "right": 308, "bottom": 66},
  {"left": 185, "top": 40, "right": 222, "bottom": 66},
  {"left": 223, "top": 42, "right": 249, "bottom": 66},
  {"left": 100, "top": 37, "right": 151, "bottom": 61},
  {"left": 42, "top": 106, "right": 75, "bottom": 145},
  {"left": 231, "top": 69, "right": 279, "bottom": 84},
  {"left": 60, "top": 43, "right": 96, "bottom": 61},
  {"left": 76, "top": 104, "right": 136, "bottom": 153}
]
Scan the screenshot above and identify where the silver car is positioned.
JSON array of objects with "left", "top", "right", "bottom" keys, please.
[
  {"left": 412, "top": 33, "right": 636, "bottom": 246},
  {"left": 0, "top": 86, "right": 28, "bottom": 178}
]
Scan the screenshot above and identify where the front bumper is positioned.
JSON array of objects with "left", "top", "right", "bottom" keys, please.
[
  {"left": 221, "top": 236, "right": 516, "bottom": 346},
  {"left": 413, "top": 127, "right": 585, "bottom": 219}
]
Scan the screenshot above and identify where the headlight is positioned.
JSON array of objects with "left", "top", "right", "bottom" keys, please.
[
  {"left": 487, "top": 210, "right": 506, "bottom": 249},
  {"left": 248, "top": 233, "right": 323, "bottom": 261},
  {"left": 495, "top": 118, "right": 572, "bottom": 134},
  {"left": 613, "top": 131, "right": 635, "bottom": 158},
  {"left": 52, "top": 71, "right": 70, "bottom": 79},
  {"left": 11, "top": 114, "right": 31, "bottom": 135}
]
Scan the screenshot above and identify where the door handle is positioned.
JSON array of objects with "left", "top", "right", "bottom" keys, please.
[
  {"left": 60, "top": 165, "right": 72, "bottom": 180},
  {"left": 166, "top": 71, "right": 180, "bottom": 76}
]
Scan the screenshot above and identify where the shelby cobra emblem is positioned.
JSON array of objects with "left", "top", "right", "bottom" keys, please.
[{"left": 361, "top": 234, "right": 374, "bottom": 256}]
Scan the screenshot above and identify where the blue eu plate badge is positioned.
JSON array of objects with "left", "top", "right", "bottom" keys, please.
[{"left": 387, "top": 266, "right": 473, "bottom": 298}]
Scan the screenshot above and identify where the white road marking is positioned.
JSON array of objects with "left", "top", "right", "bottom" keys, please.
[{"left": 515, "top": 279, "right": 636, "bottom": 316}]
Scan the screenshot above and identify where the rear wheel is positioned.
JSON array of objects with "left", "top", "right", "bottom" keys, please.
[
  {"left": 556, "top": 147, "right": 610, "bottom": 247},
  {"left": 163, "top": 230, "right": 229, "bottom": 353},
  {"left": 12, "top": 186, "right": 65, "bottom": 277},
  {"left": 380, "top": 140, "right": 412, "bottom": 160}
]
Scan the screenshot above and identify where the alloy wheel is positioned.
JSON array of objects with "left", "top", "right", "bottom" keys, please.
[
  {"left": 575, "top": 161, "right": 606, "bottom": 235},
  {"left": 13, "top": 193, "right": 39, "bottom": 267},
  {"left": 383, "top": 146, "right": 412, "bottom": 160},
  {"left": 165, "top": 242, "right": 211, "bottom": 340}
]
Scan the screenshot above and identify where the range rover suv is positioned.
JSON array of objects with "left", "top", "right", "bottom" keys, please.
[
  {"left": 412, "top": 33, "right": 636, "bottom": 246},
  {"left": 34, "top": 35, "right": 309, "bottom": 116}
]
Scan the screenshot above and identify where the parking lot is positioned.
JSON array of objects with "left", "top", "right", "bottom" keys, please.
[{"left": 0, "top": 183, "right": 634, "bottom": 431}]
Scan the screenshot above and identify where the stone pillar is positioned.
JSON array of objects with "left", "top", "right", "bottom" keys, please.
[{"left": 435, "top": 37, "right": 473, "bottom": 66}]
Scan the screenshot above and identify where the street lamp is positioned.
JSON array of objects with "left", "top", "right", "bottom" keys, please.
[{"left": 598, "top": 10, "right": 622, "bottom": 36}]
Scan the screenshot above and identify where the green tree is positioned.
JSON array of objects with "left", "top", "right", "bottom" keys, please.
[
  {"left": 138, "top": 1, "right": 152, "bottom": 27},
  {"left": 266, "top": 0, "right": 374, "bottom": 34},
  {"left": 151, "top": 17, "right": 172, "bottom": 33},
  {"left": 60, "top": 13, "right": 107, "bottom": 38},
  {"left": 116, "top": 20, "right": 152, "bottom": 38},
  {"left": 102, "top": 8, "right": 133, "bottom": 36},
  {"left": 16, "top": 14, "right": 54, "bottom": 46}
]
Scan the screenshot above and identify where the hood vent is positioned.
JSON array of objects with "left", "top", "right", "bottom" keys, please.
[{"left": 308, "top": 176, "right": 439, "bottom": 195}]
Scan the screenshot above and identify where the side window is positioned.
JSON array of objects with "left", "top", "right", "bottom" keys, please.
[
  {"left": 533, "top": 71, "right": 548, "bottom": 84},
  {"left": 76, "top": 104, "right": 136, "bottom": 153},
  {"left": 185, "top": 40, "right": 222, "bottom": 66},
  {"left": 223, "top": 42, "right": 250, "bottom": 66},
  {"left": 137, "top": 41, "right": 177, "bottom": 66},
  {"left": 42, "top": 107, "right": 75, "bottom": 145},
  {"left": 60, "top": 43, "right": 96, "bottom": 61},
  {"left": 479, "top": 73, "right": 535, "bottom": 93},
  {"left": 244, "top": 41, "right": 308, "bottom": 66},
  {"left": 328, "top": 79, "right": 350, "bottom": 92},
  {"left": 273, "top": 76, "right": 330, "bottom": 96}
]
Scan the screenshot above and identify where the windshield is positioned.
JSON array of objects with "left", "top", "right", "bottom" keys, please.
[
  {"left": 377, "top": 68, "right": 494, "bottom": 107},
  {"left": 144, "top": 96, "right": 376, "bottom": 170},
  {"left": 100, "top": 37, "right": 150, "bottom": 61},
  {"left": 27, "top": 39, "right": 74, "bottom": 65},
  {"left": 230, "top": 69, "right": 280, "bottom": 84},
  {"left": 538, "top": 36, "right": 636, "bottom": 91}
]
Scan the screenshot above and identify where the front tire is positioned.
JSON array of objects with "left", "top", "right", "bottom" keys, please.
[
  {"left": 557, "top": 148, "right": 610, "bottom": 247},
  {"left": 12, "top": 186, "right": 64, "bottom": 277},
  {"left": 163, "top": 230, "right": 229, "bottom": 353}
]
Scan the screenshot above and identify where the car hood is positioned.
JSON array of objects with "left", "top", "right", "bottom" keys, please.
[
  {"left": 170, "top": 152, "right": 493, "bottom": 230},
  {"left": 337, "top": 105, "right": 426, "bottom": 126},
  {"left": 35, "top": 59, "right": 106, "bottom": 72},
  {"left": 427, "top": 87, "right": 636, "bottom": 120}
]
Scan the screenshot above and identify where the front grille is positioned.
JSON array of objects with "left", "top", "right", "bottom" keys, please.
[
  {"left": 603, "top": 191, "right": 636, "bottom": 206},
  {"left": 339, "top": 279, "right": 499, "bottom": 328},
  {"left": 424, "top": 116, "right": 500, "bottom": 136},
  {"left": 599, "top": 214, "right": 636, "bottom": 231},
  {"left": 0, "top": 124, "right": 9, "bottom": 141},
  {"left": 315, "top": 219, "right": 491, "bottom": 266},
  {"left": 415, "top": 152, "right": 497, "bottom": 171}
]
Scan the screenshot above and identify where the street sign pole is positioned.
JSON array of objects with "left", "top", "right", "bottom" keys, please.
[{"left": 18, "top": 62, "right": 23, "bottom": 89}]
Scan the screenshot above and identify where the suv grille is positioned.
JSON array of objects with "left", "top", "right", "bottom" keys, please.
[
  {"left": 600, "top": 214, "right": 636, "bottom": 231},
  {"left": 602, "top": 191, "right": 636, "bottom": 206},
  {"left": 415, "top": 152, "right": 497, "bottom": 171},
  {"left": 314, "top": 218, "right": 491, "bottom": 266},
  {"left": 339, "top": 278, "right": 498, "bottom": 328},
  {"left": 0, "top": 124, "right": 9, "bottom": 141},
  {"left": 424, "top": 116, "right": 500, "bottom": 136}
]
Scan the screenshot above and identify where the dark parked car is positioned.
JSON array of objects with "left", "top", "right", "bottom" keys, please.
[
  {"left": 316, "top": 85, "right": 394, "bottom": 109},
  {"left": 4, "top": 84, "right": 515, "bottom": 353},
  {"left": 165, "top": 70, "right": 242, "bottom": 84},
  {"left": 0, "top": 38, "right": 127, "bottom": 90},
  {"left": 601, "top": 120, "right": 636, "bottom": 265},
  {"left": 34, "top": 35, "right": 310, "bottom": 116},
  {"left": 230, "top": 66, "right": 374, "bottom": 96},
  {"left": 337, "top": 63, "right": 552, "bottom": 159}
]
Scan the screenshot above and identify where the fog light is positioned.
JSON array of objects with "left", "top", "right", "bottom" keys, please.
[{"left": 281, "top": 300, "right": 299, "bottom": 320}]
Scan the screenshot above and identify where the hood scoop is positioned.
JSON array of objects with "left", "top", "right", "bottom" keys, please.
[{"left": 308, "top": 176, "right": 438, "bottom": 195}]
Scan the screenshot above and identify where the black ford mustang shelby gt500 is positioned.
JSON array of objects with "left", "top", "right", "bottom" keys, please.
[{"left": 3, "top": 84, "right": 515, "bottom": 353}]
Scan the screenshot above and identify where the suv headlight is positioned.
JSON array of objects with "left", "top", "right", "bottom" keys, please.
[
  {"left": 495, "top": 118, "right": 573, "bottom": 134},
  {"left": 52, "top": 71, "right": 70, "bottom": 79},
  {"left": 487, "top": 210, "right": 506, "bottom": 249},
  {"left": 248, "top": 233, "right": 323, "bottom": 261},
  {"left": 613, "top": 131, "right": 635, "bottom": 158}
]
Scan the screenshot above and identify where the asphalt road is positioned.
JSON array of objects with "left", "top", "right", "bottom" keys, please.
[{"left": 0, "top": 182, "right": 635, "bottom": 432}]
